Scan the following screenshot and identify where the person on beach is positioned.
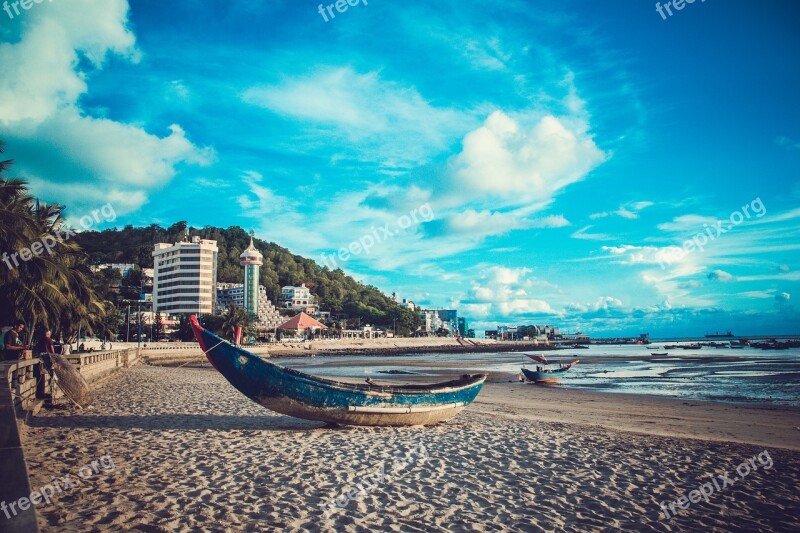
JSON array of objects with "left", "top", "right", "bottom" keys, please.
[
  {"left": 36, "top": 329, "right": 55, "bottom": 355},
  {"left": 3, "top": 320, "right": 29, "bottom": 361}
]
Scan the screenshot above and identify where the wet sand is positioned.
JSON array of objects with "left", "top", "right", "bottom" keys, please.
[{"left": 20, "top": 366, "right": 800, "bottom": 532}]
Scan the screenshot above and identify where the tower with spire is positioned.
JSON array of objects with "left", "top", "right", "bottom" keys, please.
[{"left": 240, "top": 231, "right": 263, "bottom": 317}]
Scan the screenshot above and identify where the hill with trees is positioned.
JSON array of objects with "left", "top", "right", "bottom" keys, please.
[{"left": 74, "top": 222, "right": 420, "bottom": 334}]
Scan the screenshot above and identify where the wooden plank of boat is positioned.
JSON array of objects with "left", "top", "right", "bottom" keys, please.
[{"left": 190, "top": 316, "right": 486, "bottom": 426}]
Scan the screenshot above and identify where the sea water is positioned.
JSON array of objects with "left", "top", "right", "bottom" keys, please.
[{"left": 283, "top": 344, "right": 800, "bottom": 407}]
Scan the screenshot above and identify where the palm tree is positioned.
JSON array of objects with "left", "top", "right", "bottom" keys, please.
[
  {"left": 0, "top": 141, "right": 111, "bottom": 343},
  {"left": 222, "top": 303, "right": 251, "bottom": 342}
]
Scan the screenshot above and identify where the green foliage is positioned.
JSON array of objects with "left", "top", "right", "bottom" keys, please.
[
  {"left": 221, "top": 303, "right": 251, "bottom": 342},
  {"left": 201, "top": 314, "right": 224, "bottom": 336},
  {"left": 176, "top": 314, "right": 194, "bottom": 341},
  {"left": 152, "top": 311, "right": 165, "bottom": 341}
]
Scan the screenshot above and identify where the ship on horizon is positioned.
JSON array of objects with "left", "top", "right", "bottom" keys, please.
[{"left": 705, "top": 330, "right": 735, "bottom": 338}]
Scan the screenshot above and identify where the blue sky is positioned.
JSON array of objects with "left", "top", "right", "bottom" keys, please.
[{"left": 1, "top": 0, "right": 798, "bottom": 336}]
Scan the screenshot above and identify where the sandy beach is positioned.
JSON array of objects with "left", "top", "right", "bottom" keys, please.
[{"left": 18, "top": 365, "right": 800, "bottom": 532}]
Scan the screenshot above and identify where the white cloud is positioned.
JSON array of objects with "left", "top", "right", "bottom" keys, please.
[
  {"left": 590, "top": 200, "right": 652, "bottom": 221},
  {"left": 529, "top": 215, "right": 570, "bottom": 228},
  {"left": 459, "top": 266, "right": 558, "bottom": 320},
  {"left": 242, "top": 67, "right": 471, "bottom": 168},
  {"left": 738, "top": 291, "right": 775, "bottom": 299},
  {"left": 630, "top": 201, "right": 654, "bottom": 211},
  {"left": 776, "top": 136, "right": 800, "bottom": 151},
  {"left": 0, "top": 0, "right": 138, "bottom": 125},
  {"left": 707, "top": 269, "right": 734, "bottom": 282},
  {"left": 0, "top": 0, "right": 210, "bottom": 214},
  {"left": 448, "top": 111, "right": 606, "bottom": 207},
  {"left": 601, "top": 244, "right": 687, "bottom": 266},
  {"left": 571, "top": 225, "right": 613, "bottom": 241},
  {"left": 657, "top": 214, "right": 718, "bottom": 233}
]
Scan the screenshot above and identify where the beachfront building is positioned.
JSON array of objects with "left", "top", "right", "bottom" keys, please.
[
  {"left": 216, "top": 283, "right": 283, "bottom": 329},
  {"left": 341, "top": 324, "right": 388, "bottom": 339},
  {"left": 240, "top": 234, "right": 262, "bottom": 317},
  {"left": 418, "top": 309, "right": 458, "bottom": 336},
  {"left": 90, "top": 263, "right": 137, "bottom": 277},
  {"left": 279, "top": 284, "right": 319, "bottom": 315},
  {"left": 458, "top": 317, "right": 468, "bottom": 337},
  {"left": 152, "top": 237, "right": 218, "bottom": 315}
]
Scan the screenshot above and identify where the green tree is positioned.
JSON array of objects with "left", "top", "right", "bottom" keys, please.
[
  {"left": 221, "top": 303, "right": 251, "bottom": 342},
  {"left": 153, "top": 311, "right": 165, "bottom": 341},
  {"left": 176, "top": 314, "right": 194, "bottom": 341},
  {"left": 0, "top": 144, "right": 111, "bottom": 342}
]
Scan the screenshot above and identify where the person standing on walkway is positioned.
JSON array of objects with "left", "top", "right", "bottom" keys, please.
[
  {"left": 36, "top": 329, "right": 55, "bottom": 355},
  {"left": 3, "top": 320, "right": 29, "bottom": 361}
]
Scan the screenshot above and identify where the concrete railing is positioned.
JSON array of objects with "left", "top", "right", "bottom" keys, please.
[
  {"left": 2, "top": 348, "right": 137, "bottom": 414},
  {"left": 0, "top": 348, "right": 140, "bottom": 532},
  {"left": 0, "top": 374, "right": 39, "bottom": 532}
]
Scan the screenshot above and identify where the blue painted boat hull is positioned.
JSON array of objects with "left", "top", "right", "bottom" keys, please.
[
  {"left": 521, "top": 367, "right": 571, "bottom": 383},
  {"left": 191, "top": 316, "right": 486, "bottom": 426}
]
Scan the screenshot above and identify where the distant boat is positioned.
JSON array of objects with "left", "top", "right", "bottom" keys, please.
[
  {"left": 651, "top": 352, "right": 668, "bottom": 356},
  {"left": 190, "top": 315, "right": 486, "bottom": 426},
  {"left": 664, "top": 345, "right": 679, "bottom": 350},
  {"left": 705, "top": 330, "right": 735, "bottom": 338},
  {"left": 521, "top": 354, "right": 579, "bottom": 383}
]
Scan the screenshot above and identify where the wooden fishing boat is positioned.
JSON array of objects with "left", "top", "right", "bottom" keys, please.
[
  {"left": 190, "top": 316, "right": 486, "bottom": 426},
  {"left": 521, "top": 354, "right": 579, "bottom": 384}
]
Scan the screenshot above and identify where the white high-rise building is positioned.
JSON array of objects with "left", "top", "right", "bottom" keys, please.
[{"left": 152, "top": 236, "right": 218, "bottom": 315}]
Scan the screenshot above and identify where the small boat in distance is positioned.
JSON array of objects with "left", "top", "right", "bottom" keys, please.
[
  {"left": 651, "top": 352, "right": 668, "bottom": 356},
  {"left": 521, "top": 354, "right": 579, "bottom": 384},
  {"left": 705, "top": 330, "right": 735, "bottom": 338},
  {"left": 190, "top": 316, "right": 486, "bottom": 426}
]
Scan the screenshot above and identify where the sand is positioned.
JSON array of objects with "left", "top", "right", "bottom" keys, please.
[{"left": 20, "top": 366, "right": 800, "bottom": 532}]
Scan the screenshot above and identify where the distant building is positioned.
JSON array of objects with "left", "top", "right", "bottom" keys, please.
[
  {"left": 91, "top": 263, "right": 136, "bottom": 277},
  {"left": 152, "top": 237, "right": 218, "bottom": 315},
  {"left": 416, "top": 309, "right": 459, "bottom": 336},
  {"left": 279, "top": 284, "right": 318, "bottom": 314},
  {"left": 534, "top": 325, "right": 560, "bottom": 339},
  {"left": 401, "top": 299, "right": 416, "bottom": 311},
  {"left": 457, "top": 317, "right": 468, "bottom": 337},
  {"left": 216, "top": 283, "right": 283, "bottom": 329}
]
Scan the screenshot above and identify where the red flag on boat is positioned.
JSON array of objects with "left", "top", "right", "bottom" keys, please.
[{"left": 527, "top": 354, "right": 549, "bottom": 365}]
